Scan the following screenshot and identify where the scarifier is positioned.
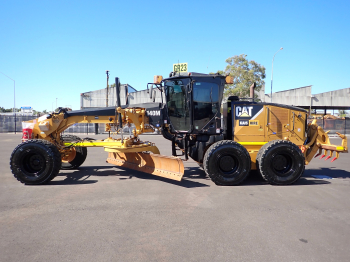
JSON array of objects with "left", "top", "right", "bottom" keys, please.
[{"left": 10, "top": 73, "right": 348, "bottom": 185}]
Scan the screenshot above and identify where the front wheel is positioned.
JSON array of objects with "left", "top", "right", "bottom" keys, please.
[
  {"left": 10, "top": 140, "right": 61, "bottom": 185},
  {"left": 203, "top": 140, "right": 251, "bottom": 186}
]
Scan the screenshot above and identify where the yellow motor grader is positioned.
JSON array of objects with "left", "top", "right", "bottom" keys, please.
[{"left": 10, "top": 73, "right": 348, "bottom": 185}]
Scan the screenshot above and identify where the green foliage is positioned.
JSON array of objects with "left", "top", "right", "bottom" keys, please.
[
  {"left": 339, "top": 110, "right": 349, "bottom": 118},
  {"left": 0, "top": 107, "right": 15, "bottom": 113},
  {"left": 219, "top": 54, "right": 266, "bottom": 100}
]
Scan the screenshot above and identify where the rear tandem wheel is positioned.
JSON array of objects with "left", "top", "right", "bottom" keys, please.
[{"left": 257, "top": 140, "right": 305, "bottom": 185}]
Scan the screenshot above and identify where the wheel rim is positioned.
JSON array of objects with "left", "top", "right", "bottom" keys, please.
[
  {"left": 22, "top": 151, "right": 47, "bottom": 176},
  {"left": 217, "top": 153, "right": 239, "bottom": 176},
  {"left": 62, "top": 148, "right": 76, "bottom": 163},
  {"left": 271, "top": 152, "right": 293, "bottom": 176}
]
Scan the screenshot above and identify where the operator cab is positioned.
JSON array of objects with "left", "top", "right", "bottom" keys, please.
[
  {"left": 162, "top": 72, "right": 230, "bottom": 136},
  {"left": 155, "top": 72, "right": 232, "bottom": 161}
]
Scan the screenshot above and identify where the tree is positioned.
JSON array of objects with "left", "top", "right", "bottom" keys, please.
[
  {"left": 0, "top": 107, "right": 14, "bottom": 113},
  {"left": 217, "top": 54, "right": 266, "bottom": 100},
  {"left": 338, "top": 110, "right": 349, "bottom": 118}
]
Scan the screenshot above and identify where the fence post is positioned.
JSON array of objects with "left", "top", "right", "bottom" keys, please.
[{"left": 345, "top": 117, "right": 347, "bottom": 135}]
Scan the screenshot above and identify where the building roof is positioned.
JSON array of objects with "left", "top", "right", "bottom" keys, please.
[{"left": 261, "top": 86, "right": 350, "bottom": 110}]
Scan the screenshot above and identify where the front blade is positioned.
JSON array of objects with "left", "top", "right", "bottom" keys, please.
[{"left": 106, "top": 152, "right": 184, "bottom": 181}]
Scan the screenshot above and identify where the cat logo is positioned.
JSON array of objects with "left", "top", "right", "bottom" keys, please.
[{"left": 236, "top": 106, "right": 253, "bottom": 118}]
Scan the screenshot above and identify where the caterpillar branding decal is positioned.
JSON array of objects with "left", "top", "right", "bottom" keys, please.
[
  {"left": 239, "top": 120, "right": 260, "bottom": 126},
  {"left": 249, "top": 120, "right": 259, "bottom": 126},
  {"left": 235, "top": 105, "right": 263, "bottom": 120},
  {"left": 146, "top": 110, "right": 161, "bottom": 116},
  {"left": 236, "top": 106, "right": 253, "bottom": 118},
  {"left": 239, "top": 120, "right": 249, "bottom": 126}
]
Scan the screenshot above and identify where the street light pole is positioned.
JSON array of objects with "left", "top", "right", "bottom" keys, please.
[
  {"left": 270, "top": 47, "right": 283, "bottom": 103},
  {"left": 106, "top": 70, "right": 109, "bottom": 107},
  {"left": 0, "top": 72, "right": 16, "bottom": 134}
]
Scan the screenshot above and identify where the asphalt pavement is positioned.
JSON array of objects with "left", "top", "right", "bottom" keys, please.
[{"left": 1, "top": 133, "right": 350, "bottom": 262}]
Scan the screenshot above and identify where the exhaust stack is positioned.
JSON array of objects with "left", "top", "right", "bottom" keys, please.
[{"left": 250, "top": 82, "right": 256, "bottom": 101}]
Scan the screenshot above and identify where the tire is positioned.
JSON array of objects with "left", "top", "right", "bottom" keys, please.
[
  {"left": 255, "top": 142, "right": 270, "bottom": 175},
  {"left": 10, "top": 139, "right": 61, "bottom": 185},
  {"left": 203, "top": 140, "right": 251, "bottom": 186},
  {"left": 61, "top": 135, "right": 87, "bottom": 169},
  {"left": 257, "top": 140, "right": 305, "bottom": 185}
]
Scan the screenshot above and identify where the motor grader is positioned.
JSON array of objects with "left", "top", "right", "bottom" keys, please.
[{"left": 10, "top": 72, "right": 348, "bottom": 185}]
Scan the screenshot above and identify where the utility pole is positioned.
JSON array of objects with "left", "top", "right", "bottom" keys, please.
[
  {"left": 106, "top": 70, "right": 110, "bottom": 107},
  {"left": 106, "top": 70, "right": 110, "bottom": 137}
]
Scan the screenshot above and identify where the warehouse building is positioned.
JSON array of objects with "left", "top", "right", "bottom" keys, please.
[
  {"left": 262, "top": 85, "right": 350, "bottom": 112},
  {"left": 80, "top": 84, "right": 163, "bottom": 109},
  {"left": 81, "top": 82, "right": 350, "bottom": 112}
]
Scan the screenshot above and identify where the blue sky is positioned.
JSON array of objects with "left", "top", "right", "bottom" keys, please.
[{"left": 1, "top": 0, "right": 349, "bottom": 111}]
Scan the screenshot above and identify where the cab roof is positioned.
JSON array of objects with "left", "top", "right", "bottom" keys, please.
[{"left": 163, "top": 72, "right": 226, "bottom": 81}]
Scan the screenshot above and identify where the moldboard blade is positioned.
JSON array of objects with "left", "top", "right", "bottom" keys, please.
[{"left": 106, "top": 152, "right": 184, "bottom": 181}]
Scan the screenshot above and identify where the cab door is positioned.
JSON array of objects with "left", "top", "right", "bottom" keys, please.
[{"left": 165, "top": 79, "right": 191, "bottom": 133}]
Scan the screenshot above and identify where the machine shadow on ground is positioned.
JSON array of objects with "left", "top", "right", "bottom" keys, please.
[
  {"left": 184, "top": 167, "right": 333, "bottom": 186},
  {"left": 46, "top": 165, "right": 349, "bottom": 187},
  {"left": 242, "top": 170, "right": 331, "bottom": 186},
  {"left": 51, "top": 166, "right": 210, "bottom": 188},
  {"left": 304, "top": 167, "right": 350, "bottom": 179}
]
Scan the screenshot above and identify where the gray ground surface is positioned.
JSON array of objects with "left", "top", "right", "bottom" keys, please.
[{"left": 1, "top": 133, "right": 350, "bottom": 262}]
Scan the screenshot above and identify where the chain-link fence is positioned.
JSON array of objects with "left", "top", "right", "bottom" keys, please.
[
  {"left": 0, "top": 115, "right": 100, "bottom": 134},
  {"left": 308, "top": 118, "right": 350, "bottom": 135},
  {"left": 0, "top": 115, "right": 35, "bottom": 133}
]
